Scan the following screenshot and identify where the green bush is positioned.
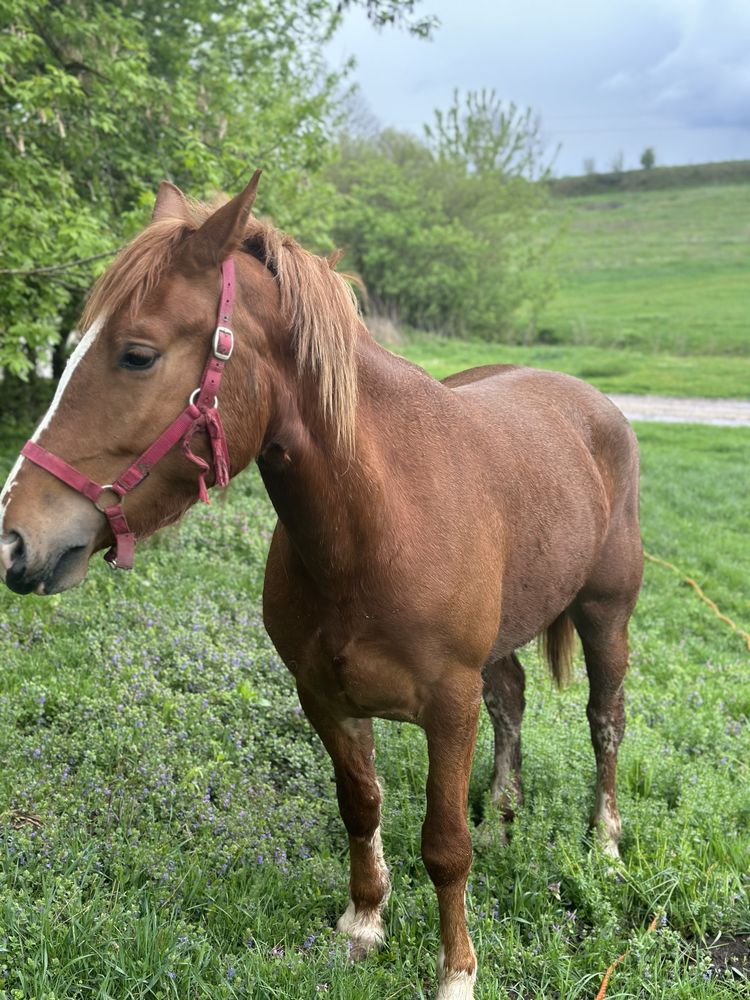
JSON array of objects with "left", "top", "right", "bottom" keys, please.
[{"left": 328, "top": 92, "right": 561, "bottom": 341}]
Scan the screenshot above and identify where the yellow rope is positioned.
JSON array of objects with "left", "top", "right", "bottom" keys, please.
[
  {"left": 644, "top": 551, "right": 750, "bottom": 653},
  {"left": 595, "top": 914, "right": 660, "bottom": 999}
]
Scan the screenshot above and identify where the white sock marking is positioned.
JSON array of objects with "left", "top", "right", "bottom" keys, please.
[
  {"left": 436, "top": 945, "right": 477, "bottom": 999},
  {"left": 594, "top": 789, "right": 621, "bottom": 858},
  {"left": 336, "top": 898, "right": 385, "bottom": 952},
  {"left": 336, "top": 826, "right": 390, "bottom": 954}
]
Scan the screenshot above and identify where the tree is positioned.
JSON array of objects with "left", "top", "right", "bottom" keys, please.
[
  {"left": 328, "top": 91, "right": 561, "bottom": 340},
  {"left": 0, "top": 0, "right": 434, "bottom": 408},
  {"left": 328, "top": 132, "right": 480, "bottom": 331},
  {"left": 610, "top": 150, "right": 625, "bottom": 174},
  {"left": 424, "top": 88, "right": 553, "bottom": 181},
  {"left": 340, "top": 0, "right": 438, "bottom": 37},
  {"left": 640, "top": 146, "right": 656, "bottom": 170}
]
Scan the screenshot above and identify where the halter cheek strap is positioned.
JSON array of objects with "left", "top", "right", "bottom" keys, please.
[{"left": 20, "top": 258, "right": 237, "bottom": 571}]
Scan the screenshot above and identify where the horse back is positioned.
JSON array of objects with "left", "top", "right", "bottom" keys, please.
[
  {"left": 441, "top": 363, "right": 521, "bottom": 388},
  {"left": 443, "top": 363, "right": 639, "bottom": 510}
]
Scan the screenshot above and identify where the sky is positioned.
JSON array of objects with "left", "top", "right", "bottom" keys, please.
[{"left": 325, "top": 0, "right": 750, "bottom": 176}]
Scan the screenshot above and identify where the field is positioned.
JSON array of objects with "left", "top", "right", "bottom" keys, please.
[
  {"left": 0, "top": 408, "right": 748, "bottom": 998},
  {"left": 394, "top": 339, "right": 750, "bottom": 400},
  {"left": 392, "top": 176, "right": 750, "bottom": 399},
  {"left": 536, "top": 183, "right": 750, "bottom": 356}
]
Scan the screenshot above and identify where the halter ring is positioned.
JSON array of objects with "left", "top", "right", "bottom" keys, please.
[
  {"left": 189, "top": 389, "right": 219, "bottom": 409},
  {"left": 94, "top": 486, "right": 122, "bottom": 513}
]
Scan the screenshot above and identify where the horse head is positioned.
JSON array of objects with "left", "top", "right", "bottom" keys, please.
[{"left": 0, "top": 172, "right": 285, "bottom": 594}]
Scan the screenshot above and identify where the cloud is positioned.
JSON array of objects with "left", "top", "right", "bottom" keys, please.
[
  {"left": 606, "top": 0, "right": 750, "bottom": 127},
  {"left": 327, "top": 0, "right": 750, "bottom": 172}
]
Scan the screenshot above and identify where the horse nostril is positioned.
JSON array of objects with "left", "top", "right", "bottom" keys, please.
[{"left": 1, "top": 530, "right": 26, "bottom": 573}]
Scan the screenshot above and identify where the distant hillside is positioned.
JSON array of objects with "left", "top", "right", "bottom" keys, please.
[
  {"left": 551, "top": 160, "right": 750, "bottom": 197},
  {"left": 539, "top": 182, "right": 749, "bottom": 355}
]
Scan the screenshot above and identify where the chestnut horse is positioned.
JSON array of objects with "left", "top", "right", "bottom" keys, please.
[{"left": 0, "top": 175, "right": 642, "bottom": 999}]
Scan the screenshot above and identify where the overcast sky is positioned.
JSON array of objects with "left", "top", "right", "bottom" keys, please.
[{"left": 326, "top": 0, "right": 750, "bottom": 176}]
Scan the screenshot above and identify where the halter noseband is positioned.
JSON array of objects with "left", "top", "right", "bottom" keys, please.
[{"left": 20, "top": 258, "right": 237, "bottom": 571}]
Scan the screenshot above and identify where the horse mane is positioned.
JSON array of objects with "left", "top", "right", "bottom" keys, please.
[{"left": 81, "top": 200, "right": 360, "bottom": 454}]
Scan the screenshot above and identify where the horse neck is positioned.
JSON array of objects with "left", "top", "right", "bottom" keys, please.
[{"left": 256, "top": 333, "right": 410, "bottom": 596}]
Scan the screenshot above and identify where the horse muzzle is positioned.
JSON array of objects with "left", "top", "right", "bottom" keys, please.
[{"left": 0, "top": 528, "right": 94, "bottom": 595}]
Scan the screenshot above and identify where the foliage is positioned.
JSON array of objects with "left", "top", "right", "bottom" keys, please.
[
  {"left": 641, "top": 146, "right": 656, "bottom": 170},
  {"left": 328, "top": 132, "right": 480, "bottom": 332},
  {"left": 328, "top": 91, "right": 561, "bottom": 340},
  {"left": 0, "top": 418, "right": 748, "bottom": 997},
  {"left": 424, "top": 88, "right": 552, "bottom": 181},
  {"left": 340, "top": 0, "right": 438, "bottom": 37},
  {"left": 610, "top": 149, "right": 625, "bottom": 174},
  {"left": 0, "top": 0, "right": 431, "bottom": 391}
]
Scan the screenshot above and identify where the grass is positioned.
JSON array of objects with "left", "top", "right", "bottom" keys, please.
[
  {"left": 538, "top": 183, "right": 750, "bottom": 356},
  {"left": 0, "top": 418, "right": 748, "bottom": 999},
  {"left": 394, "top": 337, "right": 750, "bottom": 399}
]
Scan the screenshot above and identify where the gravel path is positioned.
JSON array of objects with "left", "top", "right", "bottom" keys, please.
[{"left": 608, "top": 394, "right": 750, "bottom": 427}]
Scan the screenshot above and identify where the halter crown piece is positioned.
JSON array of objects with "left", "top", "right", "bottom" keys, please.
[{"left": 20, "top": 258, "right": 237, "bottom": 570}]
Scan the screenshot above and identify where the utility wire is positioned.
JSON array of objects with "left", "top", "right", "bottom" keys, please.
[{"left": 0, "top": 249, "right": 120, "bottom": 277}]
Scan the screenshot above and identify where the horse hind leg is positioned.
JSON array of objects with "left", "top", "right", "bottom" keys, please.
[
  {"left": 570, "top": 575, "right": 639, "bottom": 858},
  {"left": 569, "top": 430, "right": 642, "bottom": 859},
  {"left": 482, "top": 652, "right": 525, "bottom": 832}
]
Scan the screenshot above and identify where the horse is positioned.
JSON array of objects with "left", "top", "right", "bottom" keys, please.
[{"left": 0, "top": 173, "right": 643, "bottom": 999}]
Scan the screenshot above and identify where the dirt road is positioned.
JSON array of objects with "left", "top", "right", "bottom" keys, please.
[{"left": 608, "top": 395, "right": 750, "bottom": 427}]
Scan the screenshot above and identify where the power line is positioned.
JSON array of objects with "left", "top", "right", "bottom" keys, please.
[{"left": 0, "top": 248, "right": 120, "bottom": 277}]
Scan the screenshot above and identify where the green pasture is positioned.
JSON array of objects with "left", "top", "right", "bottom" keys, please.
[
  {"left": 538, "top": 182, "right": 750, "bottom": 356},
  {"left": 394, "top": 338, "right": 750, "bottom": 399},
  {"left": 0, "top": 410, "right": 748, "bottom": 999},
  {"left": 393, "top": 180, "right": 750, "bottom": 398}
]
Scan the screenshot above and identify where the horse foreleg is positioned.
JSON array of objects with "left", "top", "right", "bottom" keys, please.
[
  {"left": 297, "top": 686, "right": 390, "bottom": 958},
  {"left": 422, "top": 671, "right": 482, "bottom": 999}
]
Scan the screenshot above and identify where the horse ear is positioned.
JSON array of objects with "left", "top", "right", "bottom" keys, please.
[
  {"left": 152, "top": 181, "right": 189, "bottom": 223},
  {"left": 188, "top": 169, "right": 262, "bottom": 268}
]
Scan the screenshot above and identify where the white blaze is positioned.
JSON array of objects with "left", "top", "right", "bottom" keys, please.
[{"left": 0, "top": 317, "right": 103, "bottom": 536}]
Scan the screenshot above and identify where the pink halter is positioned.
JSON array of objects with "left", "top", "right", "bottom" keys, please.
[{"left": 20, "top": 258, "right": 237, "bottom": 570}]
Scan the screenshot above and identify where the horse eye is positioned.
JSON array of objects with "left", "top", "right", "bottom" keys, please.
[{"left": 118, "top": 347, "right": 159, "bottom": 371}]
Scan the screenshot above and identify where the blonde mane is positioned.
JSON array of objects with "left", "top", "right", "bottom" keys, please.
[{"left": 81, "top": 203, "right": 360, "bottom": 454}]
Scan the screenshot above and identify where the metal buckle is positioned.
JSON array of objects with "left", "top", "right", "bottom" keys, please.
[{"left": 213, "top": 326, "right": 234, "bottom": 361}]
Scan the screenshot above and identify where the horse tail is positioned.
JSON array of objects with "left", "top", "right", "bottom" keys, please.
[{"left": 541, "top": 612, "right": 576, "bottom": 689}]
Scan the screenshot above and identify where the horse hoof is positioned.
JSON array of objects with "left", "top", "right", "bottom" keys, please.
[
  {"left": 349, "top": 940, "right": 372, "bottom": 962},
  {"left": 602, "top": 838, "right": 621, "bottom": 860}
]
